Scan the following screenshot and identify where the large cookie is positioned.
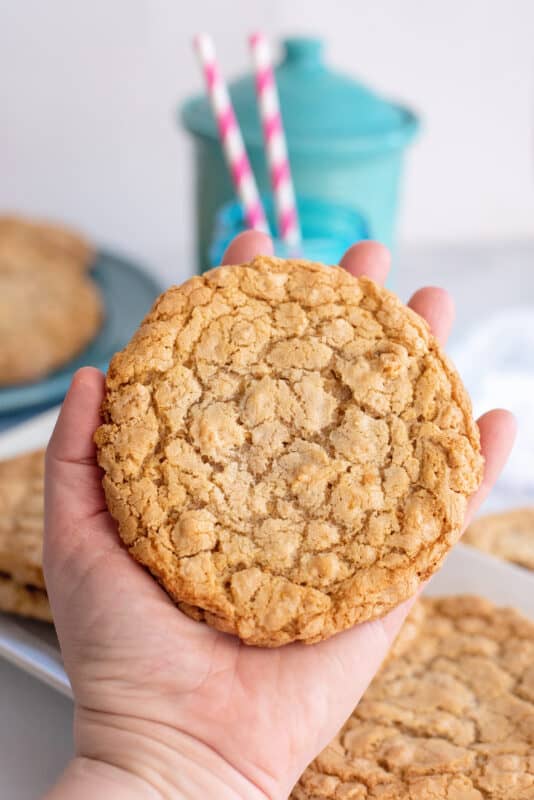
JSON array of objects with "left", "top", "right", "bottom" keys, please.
[
  {"left": 0, "top": 449, "right": 52, "bottom": 622},
  {"left": 0, "top": 217, "right": 102, "bottom": 385},
  {"left": 95, "top": 256, "right": 483, "bottom": 646},
  {"left": 292, "top": 595, "right": 534, "bottom": 800},
  {"left": 464, "top": 508, "right": 534, "bottom": 571}
]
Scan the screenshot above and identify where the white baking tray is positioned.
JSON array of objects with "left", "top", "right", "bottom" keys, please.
[{"left": 0, "top": 409, "right": 532, "bottom": 698}]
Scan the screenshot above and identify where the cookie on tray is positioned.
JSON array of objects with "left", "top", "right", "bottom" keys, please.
[
  {"left": 464, "top": 508, "right": 534, "bottom": 571},
  {"left": 0, "top": 450, "right": 52, "bottom": 622},
  {"left": 95, "top": 256, "right": 483, "bottom": 646},
  {"left": 292, "top": 595, "right": 534, "bottom": 800}
]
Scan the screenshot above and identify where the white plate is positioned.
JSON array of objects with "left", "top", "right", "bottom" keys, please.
[{"left": 0, "top": 410, "right": 533, "bottom": 698}]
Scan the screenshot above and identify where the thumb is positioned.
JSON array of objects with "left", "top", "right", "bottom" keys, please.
[
  {"left": 44, "top": 367, "right": 168, "bottom": 631},
  {"left": 45, "top": 366, "right": 107, "bottom": 524},
  {"left": 43, "top": 367, "right": 113, "bottom": 599},
  {"left": 44, "top": 369, "right": 125, "bottom": 599}
]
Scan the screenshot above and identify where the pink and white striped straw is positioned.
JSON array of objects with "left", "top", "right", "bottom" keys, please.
[
  {"left": 193, "top": 33, "right": 269, "bottom": 234},
  {"left": 249, "top": 33, "right": 301, "bottom": 252}
]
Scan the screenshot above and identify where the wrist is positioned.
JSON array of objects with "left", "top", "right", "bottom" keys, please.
[
  {"left": 47, "top": 707, "right": 269, "bottom": 800},
  {"left": 44, "top": 756, "right": 162, "bottom": 800}
]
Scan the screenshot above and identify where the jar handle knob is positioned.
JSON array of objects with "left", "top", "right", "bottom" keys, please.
[{"left": 282, "top": 37, "right": 324, "bottom": 69}]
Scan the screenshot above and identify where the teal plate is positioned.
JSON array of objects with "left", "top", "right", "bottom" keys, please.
[{"left": 0, "top": 249, "right": 162, "bottom": 416}]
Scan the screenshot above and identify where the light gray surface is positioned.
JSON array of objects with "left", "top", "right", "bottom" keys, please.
[
  {"left": 395, "top": 239, "right": 534, "bottom": 339},
  {"left": 2, "top": 240, "right": 533, "bottom": 796},
  {"left": 0, "top": 615, "right": 70, "bottom": 698},
  {"left": 0, "top": 658, "right": 73, "bottom": 799}
]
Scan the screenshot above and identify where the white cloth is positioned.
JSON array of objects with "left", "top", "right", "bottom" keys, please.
[{"left": 452, "top": 307, "right": 534, "bottom": 509}]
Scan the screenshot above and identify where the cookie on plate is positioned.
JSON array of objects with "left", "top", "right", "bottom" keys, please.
[
  {"left": 464, "top": 508, "right": 534, "bottom": 571},
  {"left": 95, "top": 256, "right": 483, "bottom": 646},
  {"left": 0, "top": 238, "right": 102, "bottom": 386},
  {"left": 292, "top": 595, "right": 534, "bottom": 800},
  {"left": 0, "top": 449, "right": 52, "bottom": 622},
  {"left": 0, "top": 214, "right": 94, "bottom": 272}
]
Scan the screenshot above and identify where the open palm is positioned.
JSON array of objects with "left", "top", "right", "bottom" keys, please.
[{"left": 44, "top": 233, "right": 515, "bottom": 800}]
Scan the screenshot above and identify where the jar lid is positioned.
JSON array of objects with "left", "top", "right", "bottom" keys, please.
[{"left": 181, "top": 37, "right": 419, "bottom": 155}]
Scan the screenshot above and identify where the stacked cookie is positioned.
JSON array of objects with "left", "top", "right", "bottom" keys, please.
[
  {"left": 292, "top": 595, "right": 534, "bottom": 799},
  {"left": 0, "top": 449, "right": 51, "bottom": 621},
  {"left": 0, "top": 215, "right": 102, "bottom": 385}
]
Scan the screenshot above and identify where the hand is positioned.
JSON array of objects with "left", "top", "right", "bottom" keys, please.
[{"left": 43, "top": 234, "right": 515, "bottom": 800}]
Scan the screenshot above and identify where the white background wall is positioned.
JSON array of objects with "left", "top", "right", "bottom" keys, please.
[{"left": 1, "top": 0, "right": 533, "bottom": 276}]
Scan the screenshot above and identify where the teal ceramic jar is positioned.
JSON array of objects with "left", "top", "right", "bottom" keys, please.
[{"left": 181, "top": 37, "right": 419, "bottom": 271}]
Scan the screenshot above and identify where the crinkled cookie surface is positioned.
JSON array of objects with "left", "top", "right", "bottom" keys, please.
[
  {"left": 291, "top": 595, "right": 534, "bottom": 800},
  {"left": 95, "top": 256, "right": 483, "bottom": 646}
]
